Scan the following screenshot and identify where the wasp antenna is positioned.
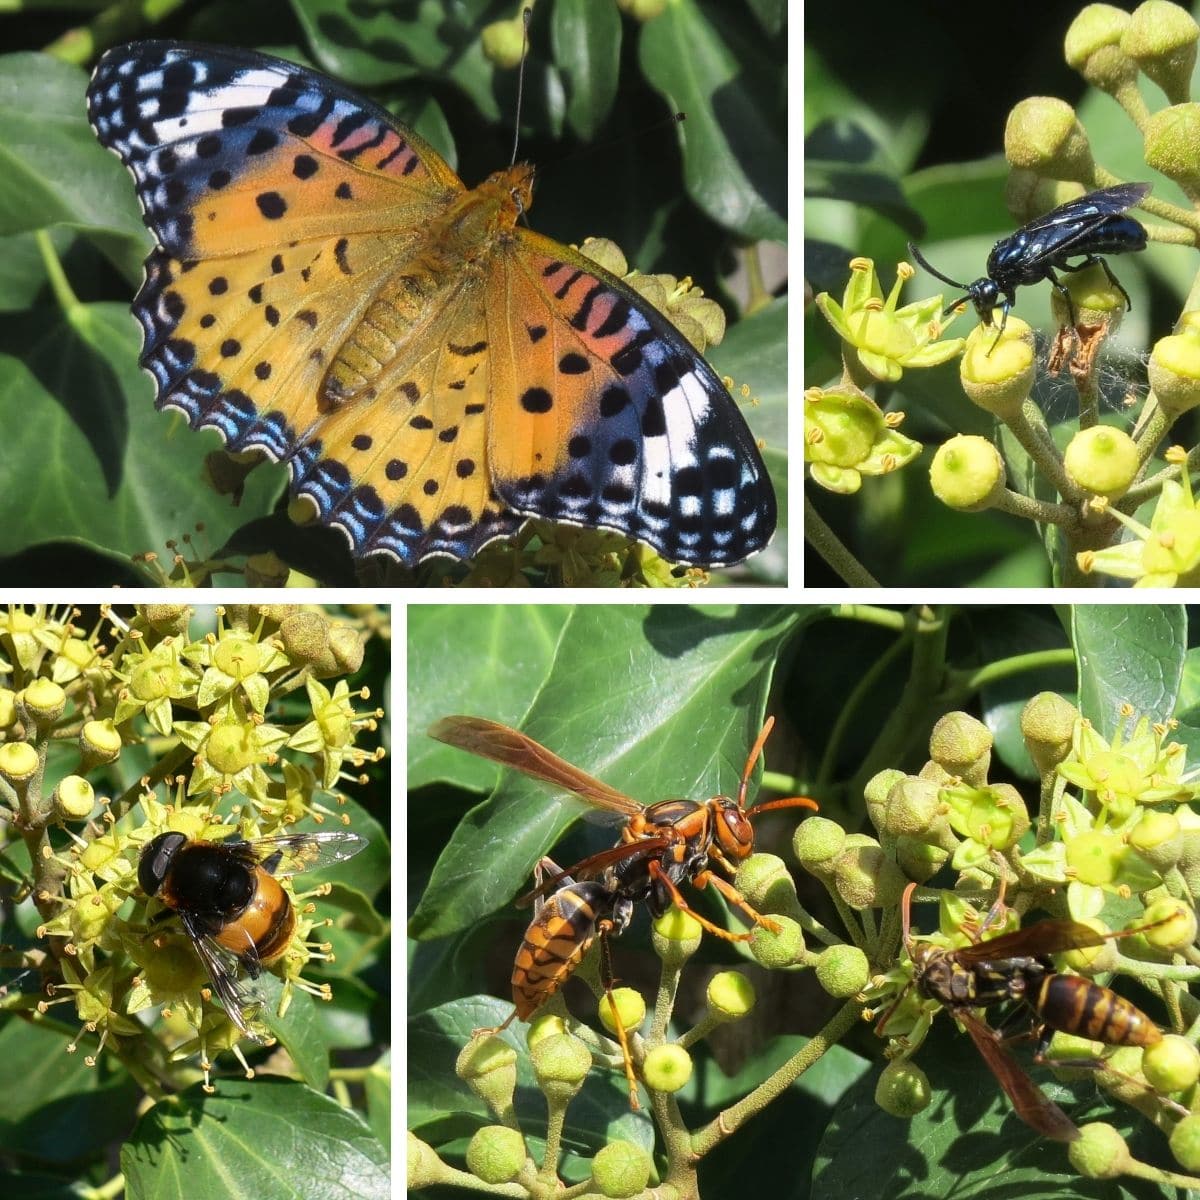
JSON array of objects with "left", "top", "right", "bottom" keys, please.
[
  {"left": 509, "top": 6, "right": 533, "bottom": 166},
  {"left": 745, "top": 795, "right": 819, "bottom": 818},
  {"left": 907, "top": 241, "right": 969, "bottom": 290},
  {"left": 737, "top": 716, "right": 776, "bottom": 810},
  {"left": 900, "top": 881, "right": 919, "bottom": 949}
]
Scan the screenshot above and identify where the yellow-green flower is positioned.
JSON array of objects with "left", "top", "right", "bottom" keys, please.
[
  {"left": 113, "top": 636, "right": 202, "bottom": 736},
  {"left": 174, "top": 698, "right": 290, "bottom": 803},
  {"left": 288, "top": 677, "right": 377, "bottom": 790},
  {"left": 1078, "top": 449, "right": 1200, "bottom": 585},
  {"left": 805, "top": 385, "right": 922, "bottom": 493},
  {"left": 184, "top": 616, "right": 290, "bottom": 713},
  {"left": 816, "top": 257, "right": 966, "bottom": 382}
]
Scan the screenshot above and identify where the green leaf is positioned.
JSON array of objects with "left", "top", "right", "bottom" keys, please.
[
  {"left": 638, "top": 0, "right": 785, "bottom": 241},
  {"left": 0, "top": 53, "right": 144, "bottom": 242},
  {"left": 0, "top": 299, "right": 284, "bottom": 563},
  {"left": 409, "top": 605, "right": 802, "bottom": 939},
  {"left": 121, "top": 1079, "right": 389, "bottom": 1200},
  {"left": 552, "top": 0, "right": 622, "bottom": 140},
  {"left": 1072, "top": 606, "right": 1187, "bottom": 736},
  {"left": 407, "top": 605, "right": 572, "bottom": 792}
]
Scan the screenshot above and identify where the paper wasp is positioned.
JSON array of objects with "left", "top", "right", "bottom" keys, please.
[
  {"left": 430, "top": 714, "right": 816, "bottom": 1105},
  {"left": 909, "top": 181, "right": 1151, "bottom": 353},
  {"left": 880, "top": 882, "right": 1164, "bottom": 1141}
]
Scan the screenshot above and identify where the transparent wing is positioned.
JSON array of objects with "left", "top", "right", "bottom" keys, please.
[
  {"left": 244, "top": 830, "right": 367, "bottom": 877},
  {"left": 182, "top": 912, "right": 267, "bottom": 1042}
]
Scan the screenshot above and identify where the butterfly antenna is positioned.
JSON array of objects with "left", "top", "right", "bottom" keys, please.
[{"left": 510, "top": 6, "right": 533, "bottom": 166}]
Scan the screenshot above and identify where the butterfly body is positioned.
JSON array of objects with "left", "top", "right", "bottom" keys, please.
[{"left": 87, "top": 42, "right": 775, "bottom": 568}]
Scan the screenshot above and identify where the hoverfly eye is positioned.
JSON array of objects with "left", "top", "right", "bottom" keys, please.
[{"left": 138, "top": 831, "right": 188, "bottom": 896}]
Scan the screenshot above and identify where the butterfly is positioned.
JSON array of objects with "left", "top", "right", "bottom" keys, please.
[{"left": 85, "top": 42, "right": 776, "bottom": 569}]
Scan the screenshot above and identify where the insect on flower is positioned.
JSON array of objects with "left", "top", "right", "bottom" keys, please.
[
  {"left": 908, "top": 182, "right": 1151, "bottom": 353},
  {"left": 429, "top": 714, "right": 816, "bottom": 1106},
  {"left": 138, "top": 829, "right": 367, "bottom": 1040}
]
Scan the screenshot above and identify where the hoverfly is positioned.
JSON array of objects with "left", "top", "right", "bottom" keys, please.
[
  {"left": 430, "top": 714, "right": 816, "bottom": 1106},
  {"left": 908, "top": 181, "right": 1151, "bottom": 353},
  {"left": 880, "top": 882, "right": 1164, "bottom": 1141},
  {"left": 138, "top": 829, "right": 367, "bottom": 1041}
]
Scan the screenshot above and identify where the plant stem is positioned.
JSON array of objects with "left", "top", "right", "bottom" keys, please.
[
  {"left": 957, "top": 648, "right": 1076, "bottom": 691},
  {"left": 804, "top": 496, "right": 880, "bottom": 587},
  {"left": 690, "top": 999, "right": 862, "bottom": 1156},
  {"left": 990, "top": 488, "right": 1076, "bottom": 527}
]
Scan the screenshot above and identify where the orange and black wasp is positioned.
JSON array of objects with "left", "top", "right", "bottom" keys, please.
[
  {"left": 882, "top": 882, "right": 1164, "bottom": 1141},
  {"left": 430, "top": 714, "right": 816, "bottom": 1106}
]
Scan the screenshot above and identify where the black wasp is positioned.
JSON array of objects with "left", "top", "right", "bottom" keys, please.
[{"left": 908, "top": 182, "right": 1151, "bottom": 352}]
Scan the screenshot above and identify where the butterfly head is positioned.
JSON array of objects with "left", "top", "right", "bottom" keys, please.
[{"left": 489, "top": 163, "right": 535, "bottom": 219}]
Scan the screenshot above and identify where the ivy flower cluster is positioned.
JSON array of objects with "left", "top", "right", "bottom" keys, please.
[{"left": 0, "top": 604, "right": 384, "bottom": 1091}]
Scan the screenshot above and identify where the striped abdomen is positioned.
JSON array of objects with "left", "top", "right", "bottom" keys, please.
[
  {"left": 512, "top": 881, "right": 608, "bottom": 1019},
  {"left": 1039, "top": 974, "right": 1162, "bottom": 1046}
]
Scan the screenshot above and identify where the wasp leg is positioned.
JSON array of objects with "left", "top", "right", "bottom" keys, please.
[
  {"left": 471, "top": 1009, "right": 519, "bottom": 1039},
  {"left": 646, "top": 859, "right": 769, "bottom": 940},
  {"left": 986, "top": 297, "right": 1015, "bottom": 356},
  {"left": 598, "top": 918, "right": 640, "bottom": 1110},
  {"left": 1059, "top": 254, "right": 1133, "bottom": 311}
]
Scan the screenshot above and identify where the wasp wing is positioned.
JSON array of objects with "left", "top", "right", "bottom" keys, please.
[
  {"left": 952, "top": 918, "right": 1117, "bottom": 964},
  {"left": 181, "top": 911, "right": 268, "bottom": 1042},
  {"left": 1007, "top": 182, "right": 1151, "bottom": 264},
  {"left": 430, "top": 716, "right": 643, "bottom": 817},
  {"left": 244, "top": 831, "right": 367, "bottom": 877},
  {"left": 955, "top": 1007, "right": 1080, "bottom": 1142},
  {"left": 516, "top": 838, "right": 673, "bottom": 907}
]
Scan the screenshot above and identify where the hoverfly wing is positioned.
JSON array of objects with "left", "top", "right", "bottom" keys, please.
[
  {"left": 953, "top": 918, "right": 1112, "bottom": 964},
  {"left": 181, "top": 912, "right": 268, "bottom": 1042},
  {"left": 956, "top": 1007, "right": 1080, "bottom": 1142},
  {"left": 430, "top": 716, "right": 642, "bottom": 818},
  {"left": 249, "top": 831, "right": 367, "bottom": 877}
]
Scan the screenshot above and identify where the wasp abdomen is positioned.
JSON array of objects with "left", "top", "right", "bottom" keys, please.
[
  {"left": 511, "top": 882, "right": 606, "bottom": 1019},
  {"left": 1039, "top": 974, "right": 1161, "bottom": 1046}
]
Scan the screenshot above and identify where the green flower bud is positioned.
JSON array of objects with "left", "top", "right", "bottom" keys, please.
[
  {"left": 456, "top": 1035, "right": 518, "bottom": 1116},
  {"left": 20, "top": 678, "right": 66, "bottom": 727},
  {"left": 814, "top": 944, "right": 870, "bottom": 998},
  {"left": 733, "top": 853, "right": 799, "bottom": 921},
  {"left": 874, "top": 1058, "right": 931, "bottom": 1117},
  {"left": 929, "top": 712, "right": 993, "bottom": 785},
  {"left": 642, "top": 1044, "right": 692, "bottom": 1093},
  {"left": 749, "top": 915, "right": 805, "bottom": 968},
  {"left": 959, "top": 321, "right": 1036, "bottom": 418},
  {"left": 1021, "top": 692, "right": 1079, "bottom": 776},
  {"left": 833, "top": 837, "right": 907, "bottom": 908},
  {"left": 277, "top": 611, "right": 331, "bottom": 668},
  {"left": 0, "top": 688, "right": 15, "bottom": 728},
  {"left": 706, "top": 970, "right": 757, "bottom": 1019},
  {"left": 141, "top": 605, "right": 192, "bottom": 635},
  {"left": 1004, "top": 97, "right": 1094, "bottom": 182},
  {"left": 243, "top": 553, "right": 290, "bottom": 589},
  {"left": 1123, "top": 0, "right": 1199, "bottom": 104},
  {"left": 1169, "top": 1113, "right": 1200, "bottom": 1171},
  {"left": 406, "top": 1132, "right": 439, "bottom": 1190},
  {"left": 616, "top": 0, "right": 668, "bottom": 20},
  {"left": 1065, "top": 5, "right": 1138, "bottom": 93},
  {"left": 527, "top": 1013, "right": 567, "bottom": 1049},
  {"left": 793, "top": 815, "right": 846, "bottom": 875},
  {"left": 0, "top": 741, "right": 39, "bottom": 787},
  {"left": 1141, "top": 897, "right": 1196, "bottom": 949},
  {"left": 530, "top": 1032, "right": 592, "bottom": 1102},
  {"left": 1064, "top": 426, "right": 1139, "bottom": 499},
  {"left": 465, "top": 1125, "right": 526, "bottom": 1185},
  {"left": 1069, "top": 1122, "right": 1130, "bottom": 1178},
  {"left": 325, "top": 625, "right": 365, "bottom": 677},
  {"left": 651, "top": 907, "right": 703, "bottom": 966},
  {"left": 1149, "top": 315, "right": 1200, "bottom": 418},
  {"left": 480, "top": 18, "right": 525, "bottom": 69},
  {"left": 1058, "top": 917, "right": 1118, "bottom": 973},
  {"left": 1142, "top": 1034, "right": 1200, "bottom": 1093},
  {"left": 1143, "top": 103, "right": 1200, "bottom": 190},
  {"left": 598, "top": 987, "right": 646, "bottom": 1038},
  {"left": 1065, "top": 830, "right": 1124, "bottom": 885},
  {"left": 591, "top": 1140, "right": 653, "bottom": 1199},
  {"left": 863, "top": 768, "right": 905, "bottom": 833},
  {"left": 79, "top": 718, "right": 122, "bottom": 768},
  {"left": 54, "top": 775, "right": 95, "bottom": 820},
  {"left": 930, "top": 435, "right": 1006, "bottom": 512},
  {"left": 895, "top": 836, "right": 950, "bottom": 882},
  {"left": 1129, "top": 812, "right": 1184, "bottom": 871},
  {"left": 883, "top": 777, "right": 944, "bottom": 839}
]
